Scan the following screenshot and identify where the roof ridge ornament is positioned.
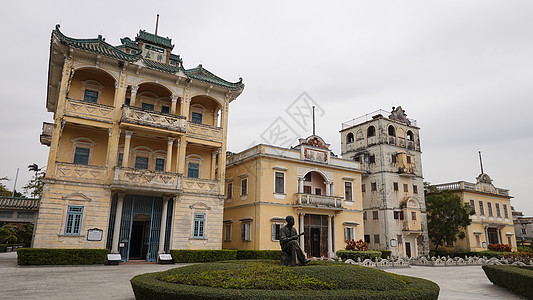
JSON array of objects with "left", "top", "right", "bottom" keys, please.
[{"left": 388, "top": 106, "right": 411, "bottom": 125}]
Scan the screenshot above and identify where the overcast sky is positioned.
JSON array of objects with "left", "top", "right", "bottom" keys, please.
[{"left": 1, "top": 1, "right": 532, "bottom": 215}]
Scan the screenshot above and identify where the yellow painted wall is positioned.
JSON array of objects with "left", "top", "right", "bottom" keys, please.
[
  {"left": 57, "top": 126, "right": 109, "bottom": 166},
  {"left": 68, "top": 70, "right": 116, "bottom": 106}
]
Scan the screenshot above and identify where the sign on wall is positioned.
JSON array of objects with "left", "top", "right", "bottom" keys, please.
[{"left": 87, "top": 228, "right": 103, "bottom": 241}]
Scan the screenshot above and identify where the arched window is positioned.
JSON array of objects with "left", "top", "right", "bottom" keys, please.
[
  {"left": 407, "top": 131, "right": 414, "bottom": 141},
  {"left": 388, "top": 125, "right": 396, "bottom": 137},
  {"left": 346, "top": 133, "right": 354, "bottom": 144},
  {"left": 367, "top": 126, "right": 376, "bottom": 137}
]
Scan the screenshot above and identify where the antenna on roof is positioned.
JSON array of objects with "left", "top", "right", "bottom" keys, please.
[
  {"left": 312, "top": 106, "right": 316, "bottom": 136},
  {"left": 478, "top": 150, "right": 484, "bottom": 174},
  {"left": 155, "top": 14, "right": 160, "bottom": 35}
]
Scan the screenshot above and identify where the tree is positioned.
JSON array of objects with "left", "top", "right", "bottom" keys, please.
[
  {"left": 23, "top": 164, "right": 45, "bottom": 198},
  {"left": 0, "top": 224, "right": 18, "bottom": 244},
  {"left": 0, "top": 177, "right": 11, "bottom": 197},
  {"left": 426, "top": 189, "right": 474, "bottom": 251}
]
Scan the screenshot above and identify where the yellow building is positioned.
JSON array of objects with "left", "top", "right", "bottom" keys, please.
[
  {"left": 223, "top": 136, "right": 364, "bottom": 258},
  {"left": 34, "top": 25, "right": 244, "bottom": 261},
  {"left": 431, "top": 173, "right": 516, "bottom": 252}
]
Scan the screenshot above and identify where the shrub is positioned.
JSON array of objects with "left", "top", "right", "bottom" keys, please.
[
  {"left": 17, "top": 248, "right": 108, "bottom": 265},
  {"left": 474, "top": 250, "right": 510, "bottom": 258},
  {"left": 336, "top": 250, "right": 382, "bottom": 260},
  {"left": 131, "top": 260, "right": 440, "bottom": 299},
  {"left": 431, "top": 251, "right": 475, "bottom": 259},
  {"left": 502, "top": 251, "right": 533, "bottom": 262},
  {"left": 482, "top": 265, "right": 533, "bottom": 299},
  {"left": 236, "top": 250, "right": 282, "bottom": 260},
  {"left": 381, "top": 250, "right": 392, "bottom": 259},
  {"left": 488, "top": 244, "right": 512, "bottom": 252},
  {"left": 517, "top": 246, "right": 533, "bottom": 253},
  {"left": 170, "top": 249, "right": 237, "bottom": 263},
  {"left": 345, "top": 239, "right": 368, "bottom": 251}
]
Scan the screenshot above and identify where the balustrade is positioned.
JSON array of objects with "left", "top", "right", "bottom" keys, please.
[
  {"left": 112, "top": 167, "right": 182, "bottom": 191},
  {"left": 182, "top": 177, "right": 220, "bottom": 194},
  {"left": 186, "top": 122, "right": 223, "bottom": 142},
  {"left": 65, "top": 98, "right": 114, "bottom": 122},
  {"left": 294, "top": 193, "right": 343, "bottom": 208},
  {"left": 55, "top": 162, "right": 107, "bottom": 183},
  {"left": 121, "top": 106, "right": 186, "bottom": 132}
]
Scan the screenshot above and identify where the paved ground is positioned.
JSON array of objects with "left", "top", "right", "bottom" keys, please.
[{"left": 0, "top": 251, "right": 525, "bottom": 299}]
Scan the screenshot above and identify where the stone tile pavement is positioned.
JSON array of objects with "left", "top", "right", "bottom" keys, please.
[{"left": 0, "top": 252, "right": 525, "bottom": 299}]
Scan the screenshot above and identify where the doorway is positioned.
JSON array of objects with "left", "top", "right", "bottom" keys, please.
[
  {"left": 405, "top": 242, "right": 411, "bottom": 258},
  {"left": 129, "top": 220, "right": 149, "bottom": 260},
  {"left": 487, "top": 228, "right": 499, "bottom": 244},
  {"left": 310, "top": 228, "right": 321, "bottom": 257}
]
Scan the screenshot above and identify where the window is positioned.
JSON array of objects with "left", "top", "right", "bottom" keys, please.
[
  {"left": 362, "top": 184, "right": 366, "bottom": 193},
  {"left": 403, "top": 184, "right": 408, "bottom": 192},
  {"left": 161, "top": 105, "right": 170, "bottom": 114},
  {"left": 406, "top": 156, "right": 412, "bottom": 164},
  {"left": 407, "top": 131, "right": 414, "bottom": 141},
  {"left": 155, "top": 158, "right": 165, "bottom": 171},
  {"left": 487, "top": 202, "right": 493, "bottom": 217},
  {"left": 344, "top": 181, "right": 353, "bottom": 201},
  {"left": 125, "top": 97, "right": 131, "bottom": 106},
  {"left": 303, "top": 186, "right": 312, "bottom": 194},
  {"left": 272, "top": 223, "right": 282, "bottom": 241},
  {"left": 479, "top": 201, "right": 485, "bottom": 216},
  {"left": 241, "top": 179, "right": 248, "bottom": 196},
  {"left": 413, "top": 185, "right": 418, "bottom": 194},
  {"left": 363, "top": 211, "right": 367, "bottom": 220},
  {"left": 193, "top": 213, "right": 205, "bottom": 238},
  {"left": 503, "top": 204, "right": 509, "bottom": 218},
  {"left": 522, "top": 229, "right": 527, "bottom": 234},
  {"left": 388, "top": 125, "right": 396, "bottom": 137},
  {"left": 135, "top": 156, "right": 149, "bottom": 169},
  {"left": 411, "top": 212, "right": 417, "bottom": 220},
  {"left": 142, "top": 102, "right": 155, "bottom": 111},
  {"left": 364, "top": 234, "right": 371, "bottom": 243},
  {"left": 367, "top": 126, "right": 376, "bottom": 137},
  {"left": 397, "top": 235, "right": 403, "bottom": 244},
  {"left": 394, "top": 211, "right": 404, "bottom": 220},
  {"left": 470, "top": 200, "right": 476, "bottom": 213},
  {"left": 346, "top": 133, "right": 354, "bottom": 143},
  {"left": 507, "top": 236, "right": 513, "bottom": 248},
  {"left": 117, "top": 153, "right": 123, "bottom": 166},
  {"left": 73, "top": 147, "right": 90, "bottom": 165},
  {"left": 241, "top": 222, "right": 251, "bottom": 241},
  {"left": 227, "top": 183, "right": 233, "bottom": 199},
  {"left": 446, "top": 238, "right": 454, "bottom": 247},
  {"left": 315, "top": 188, "right": 322, "bottom": 195},
  {"left": 369, "top": 155, "right": 376, "bottom": 164},
  {"left": 495, "top": 203, "right": 501, "bottom": 218},
  {"left": 188, "top": 162, "right": 199, "bottom": 178},
  {"left": 345, "top": 227, "right": 355, "bottom": 241},
  {"left": 393, "top": 182, "right": 398, "bottom": 191},
  {"left": 83, "top": 89, "right": 99, "bottom": 103},
  {"left": 64, "top": 206, "right": 83, "bottom": 235},
  {"left": 224, "top": 223, "right": 232, "bottom": 241},
  {"left": 191, "top": 112, "right": 203, "bottom": 124},
  {"left": 373, "top": 234, "right": 380, "bottom": 243},
  {"left": 371, "top": 182, "right": 377, "bottom": 191},
  {"left": 391, "top": 154, "right": 397, "bottom": 164},
  {"left": 475, "top": 235, "right": 481, "bottom": 247},
  {"left": 304, "top": 173, "right": 312, "bottom": 181},
  {"left": 372, "top": 211, "right": 379, "bottom": 220},
  {"left": 275, "top": 172, "right": 284, "bottom": 194}
]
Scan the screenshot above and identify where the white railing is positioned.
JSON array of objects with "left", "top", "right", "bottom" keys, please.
[
  {"left": 65, "top": 98, "right": 114, "bottom": 122},
  {"left": 112, "top": 167, "right": 181, "bottom": 191},
  {"left": 295, "top": 193, "right": 343, "bottom": 208},
  {"left": 55, "top": 162, "right": 107, "bottom": 183},
  {"left": 121, "top": 106, "right": 186, "bottom": 132},
  {"left": 187, "top": 122, "right": 223, "bottom": 142},
  {"left": 182, "top": 177, "right": 220, "bottom": 194}
]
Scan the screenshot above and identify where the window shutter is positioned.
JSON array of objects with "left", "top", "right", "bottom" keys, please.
[
  {"left": 344, "top": 228, "right": 349, "bottom": 241},
  {"left": 272, "top": 224, "right": 277, "bottom": 241},
  {"left": 241, "top": 224, "right": 245, "bottom": 240}
]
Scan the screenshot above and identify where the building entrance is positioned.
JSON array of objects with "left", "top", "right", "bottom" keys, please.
[
  {"left": 487, "top": 228, "right": 500, "bottom": 245},
  {"left": 304, "top": 214, "right": 329, "bottom": 257}
]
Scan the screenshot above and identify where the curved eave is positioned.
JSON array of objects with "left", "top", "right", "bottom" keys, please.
[{"left": 185, "top": 66, "right": 244, "bottom": 91}]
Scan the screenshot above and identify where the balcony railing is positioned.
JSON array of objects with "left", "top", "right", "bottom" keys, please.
[
  {"left": 294, "top": 193, "right": 343, "bottom": 208},
  {"left": 65, "top": 98, "right": 114, "bottom": 122},
  {"left": 112, "top": 167, "right": 182, "bottom": 192},
  {"left": 40, "top": 122, "right": 55, "bottom": 146},
  {"left": 54, "top": 162, "right": 107, "bottom": 183},
  {"left": 403, "top": 221, "right": 422, "bottom": 232},
  {"left": 182, "top": 177, "right": 220, "bottom": 194},
  {"left": 121, "top": 106, "right": 186, "bottom": 132},
  {"left": 187, "top": 122, "right": 223, "bottom": 142},
  {"left": 432, "top": 181, "right": 509, "bottom": 196}
]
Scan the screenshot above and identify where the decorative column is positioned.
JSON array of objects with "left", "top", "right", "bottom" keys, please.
[
  {"left": 166, "top": 137, "right": 175, "bottom": 172},
  {"left": 174, "top": 138, "right": 181, "bottom": 173},
  {"left": 299, "top": 213, "right": 306, "bottom": 256},
  {"left": 325, "top": 182, "right": 331, "bottom": 196},
  {"left": 211, "top": 148, "right": 219, "bottom": 180},
  {"left": 330, "top": 182, "right": 335, "bottom": 197},
  {"left": 158, "top": 197, "right": 169, "bottom": 253},
  {"left": 122, "top": 131, "right": 133, "bottom": 167},
  {"left": 327, "top": 215, "right": 334, "bottom": 258},
  {"left": 170, "top": 94, "right": 178, "bottom": 115},
  {"left": 130, "top": 85, "right": 139, "bottom": 106},
  {"left": 298, "top": 177, "right": 304, "bottom": 194},
  {"left": 111, "top": 193, "right": 125, "bottom": 253},
  {"left": 177, "top": 136, "right": 187, "bottom": 174}
]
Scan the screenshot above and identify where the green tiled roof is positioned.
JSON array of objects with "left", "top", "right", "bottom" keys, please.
[
  {"left": 185, "top": 65, "right": 244, "bottom": 90},
  {"left": 0, "top": 197, "right": 40, "bottom": 210},
  {"left": 137, "top": 30, "right": 173, "bottom": 49},
  {"left": 142, "top": 59, "right": 180, "bottom": 73},
  {"left": 53, "top": 25, "right": 141, "bottom": 62},
  {"left": 120, "top": 37, "right": 140, "bottom": 51}
]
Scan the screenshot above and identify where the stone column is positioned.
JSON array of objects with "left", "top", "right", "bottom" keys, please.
[
  {"left": 158, "top": 197, "right": 169, "bottom": 253},
  {"left": 327, "top": 215, "right": 334, "bottom": 258},
  {"left": 174, "top": 138, "right": 181, "bottom": 173},
  {"left": 330, "top": 183, "right": 335, "bottom": 197},
  {"left": 325, "top": 182, "right": 331, "bottom": 196},
  {"left": 170, "top": 95, "right": 178, "bottom": 115},
  {"left": 211, "top": 149, "right": 219, "bottom": 180},
  {"left": 177, "top": 136, "right": 187, "bottom": 174},
  {"left": 298, "top": 177, "right": 304, "bottom": 194},
  {"left": 111, "top": 193, "right": 125, "bottom": 253},
  {"left": 166, "top": 137, "right": 175, "bottom": 172},
  {"left": 122, "top": 131, "right": 133, "bottom": 167},
  {"left": 130, "top": 85, "right": 139, "bottom": 106},
  {"left": 299, "top": 213, "right": 306, "bottom": 256}
]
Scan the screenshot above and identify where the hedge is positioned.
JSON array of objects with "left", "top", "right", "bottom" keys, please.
[
  {"left": 336, "top": 250, "right": 382, "bottom": 260},
  {"left": 236, "top": 250, "right": 282, "bottom": 260},
  {"left": 170, "top": 249, "right": 237, "bottom": 263},
  {"left": 381, "top": 250, "right": 392, "bottom": 259},
  {"left": 17, "top": 248, "right": 108, "bottom": 265},
  {"left": 482, "top": 265, "right": 533, "bottom": 299},
  {"left": 131, "top": 261, "right": 440, "bottom": 300}
]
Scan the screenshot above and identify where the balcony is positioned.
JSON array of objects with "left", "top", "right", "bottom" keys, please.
[
  {"left": 294, "top": 193, "right": 343, "bottom": 209},
  {"left": 64, "top": 98, "right": 114, "bottom": 123},
  {"left": 40, "top": 122, "right": 55, "bottom": 146},
  {"left": 112, "top": 167, "right": 182, "bottom": 193},
  {"left": 398, "top": 166, "right": 416, "bottom": 176},
  {"left": 403, "top": 221, "right": 422, "bottom": 232},
  {"left": 121, "top": 106, "right": 186, "bottom": 132},
  {"left": 187, "top": 122, "right": 223, "bottom": 143},
  {"left": 182, "top": 177, "right": 220, "bottom": 194},
  {"left": 407, "top": 140, "right": 415, "bottom": 150},
  {"left": 54, "top": 162, "right": 107, "bottom": 183}
]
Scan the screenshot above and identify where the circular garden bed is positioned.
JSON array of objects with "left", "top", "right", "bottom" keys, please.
[{"left": 131, "top": 260, "right": 439, "bottom": 299}]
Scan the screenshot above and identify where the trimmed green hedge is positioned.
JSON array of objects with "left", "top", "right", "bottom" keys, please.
[
  {"left": 236, "top": 250, "right": 282, "bottom": 260},
  {"left": 170, "top": 249, "right": 237, "bottom": 263},
  {"left": 381, "top": 250, "right": 392, "bottom": 259},
  {"left": 474, "top": 250, "right": 511, "bottom": 258},
  {"left": 336, "top": 250, "right": 382, "bottom": 260},
  {"left": 482, "top": 265, "right": 533, "bottom": 299},
  {"left": 131, "top": 260, "right": 439, "bottom": 299},
  {"left": 17, "top": 248, "right": 108, "bottom": 265}
]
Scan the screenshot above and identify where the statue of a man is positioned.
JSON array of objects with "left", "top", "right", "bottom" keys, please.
[{"left": 279, "top": 215, "right": 309, "bottom": 266}]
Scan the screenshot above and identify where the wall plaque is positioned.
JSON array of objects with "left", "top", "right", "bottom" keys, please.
[{"left": 87, "top": 228, "right": 103, "bottom": 241}]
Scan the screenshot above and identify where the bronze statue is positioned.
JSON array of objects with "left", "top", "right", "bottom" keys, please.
[{"left": 279, "top": 215, "right": 310, "bottom": 266}]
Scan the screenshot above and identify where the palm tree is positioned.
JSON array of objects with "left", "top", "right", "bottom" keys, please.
[{"left": 28, "top": 163, "right": 41, "bottom": 174}]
